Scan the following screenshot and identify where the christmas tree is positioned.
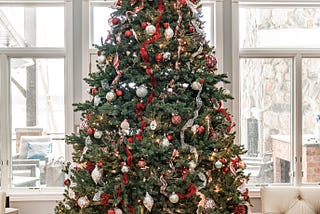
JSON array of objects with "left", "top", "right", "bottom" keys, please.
[{"left": 55, "top": 0, "right": 250, "bottom": 213}]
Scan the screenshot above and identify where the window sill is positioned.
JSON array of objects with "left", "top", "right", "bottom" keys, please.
[{"left": 7, "top": 189, "right": 64, "bottom": 202}]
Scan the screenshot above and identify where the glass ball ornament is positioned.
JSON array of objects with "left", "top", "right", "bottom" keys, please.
[
  {"left": 206, "top": 54, "right": 217, "bottom": 68},
  {"left": 77, "top": 196, "right": 90, "bottom": 208},
  {"left": 171, "top": 115, "right": 181, "bottom": 124},
  {"left": 97, "top": 55, "right": 106, "bottom": 64},
  {"left": 136, "top": 85, "right": 148, "bottom": 98},
  {"left": 164, "top": 27, "right": 174, "bottom": 40},
  {"left": 215, "top": 160, "right": 223, "bottom": 169},
  {"left": 120, "top": 119, "right": 130, "bottom": 130},
  {"left": 114, "top": 208, "right": 123, "bottom": 214},
  {"left": 161, "top": 137, "right": 170, "bottom": 147},
  {"left": 169, "top": 192, "right": 179, "bottom": 203},
  {"left": 163, "top": 52, "right": 171, "bottom": 61},
  {"left": 191, "top": 81, "right": 201, "bottom": 90},
  {"left": 146, "top": 24, "right": 156, "bottom": 36},
  {"left": 94, "top": 130, "right": 103, "bottom": 139},
  {"left": 121, "top": 165, "right": 129, "bottom": 173},
  {"left": 106, "top": 91, "right": 116, "bottom": 102}
]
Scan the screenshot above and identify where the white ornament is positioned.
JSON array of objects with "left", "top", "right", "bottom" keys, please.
[
  {"left": 191, "top": 81, "right": 201, "bottom": 90},
  {"left": 163, "top": 52, "right": 171, "bottom": 61},
  {"left": 136, "top": 85, "right": 148, "bottom": 98},
  {"left": 94, "top": 95, "right": 101, "bottom": 106},
  {"left": 106, "top": 91, "right": 116, "bottom": 102},
  {"left": 114, "top": 208, "right": 123, "bottom": 214},
  {"left": 150, "top": 120, "right": 157, "bottom": 130},
  {"left": 143, "top": 192, "right": 154, "bottom": 212},
  {"left": 146, "top": 24, "right": 156, "bottom": 36},
  {"left": 182, "top": 83, "right": 189, "bottom": 89},
  {"left": 164, "top": 27, "right": 174, "bottom": 40},
  {"left": 204, "top": 199, "right": 216, "bottom": 209},
  {"left": 188, "top": 160, "right": 197, "bottom": 170},
  {"left": 169, "top": 192, "right": 179, "bottom": 203},
  {"left": 97, "top": 55, "right": 106, "bottom": 64},
  {"left": 85, "top": 136, "right": 92, "bottom": 145},
  {"left": 161, "top": 137, "right": 170, "bottom": 147},
  {"left": 120, "top": 119, "right": 130, "bottom": 130},
  {"left": 191, "top": 124, "right": 199, "bottom": 134},
  {"left": 121, "top": 165, "right": 129, "bottom": 173},
  {"left": 94, "top": 130, "right": 103, "bottom": 139},
  {"left": 93, "top": 190, "right": 104, "bottom": 201},
  {"left": 68, "top": 188, "right": 75, "bottom": 199},
  {"left": 91, "top": 165, "right": 103, "bottom": 184},
  {"left": 77, "top": 196, "right": 90, "bottom": 208},
  {"left": 80, "top": 120, "right": 89, "bottom": 130}
]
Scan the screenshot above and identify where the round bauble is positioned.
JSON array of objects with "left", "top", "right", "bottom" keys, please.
[
  {"left": 136, "top": 85, "right": 148, "bottom": 98},
  {"left": 77, "top": 196, "right": 90, "bottom": 209},
  {"left": 121, "top": 165, "right": 129, "bottom": 173},
  {"left": 146, "top": 24, "right": 156, "bottom": 36},
  {"left": 169, "top": 192, "right": 179, "bottom": 203},
  {"left": 222, "top": 166, "right": 230, "bottom": 174},
  {"left": 188, "top": 160, "right": 196, "bottom": 170},
  {"left": 163, "top": 22, "right": 169, "bottom": 29},
  {"left": 166, "top": 135, "right": 173, "bottom": 141},
  {"left": 141, "top": 22, "right": 148, "bottom": 29},
  {"left": 237, "top": 161, "right": 246, "bottom": 169},
  {"left": 111, "top": 17, "right": 120, "bottom": 25},
  {"left": 120, "top": 119, "right": 130, "bottom": 130},
  {"left": 94, "top": 130, "right": 103, "bottom": 139},
  {"left": 204, "top": 199, "right": 216, "bottom": 209},
  {"left": 163, "top": 52, "right": 171, "bottom": 61},
  {"left": 108, "top": 210, "right": 115, "bottom": 214},
  {"left": 161, "top": 137, "right": 170, "bottom": 147},
  {"left": 155, "top": 53, "right": 163, "bottom": 62},
  {"left": 188, "top": 25, "right": 195, "bottom": 32},
  {"left": 206, "top": 54, "right": 217, "bottom": 68},
  {"left": 198, "top": 125, "right": 205, "bottom": 134},
  {"left": 114, "top": 208, "right": 123, "bottom": 214},
  {"left": 191, "top": 124, "right": 199, "bottom": 134},
  {"left": 191, "top": 81, "right": 201, "bottom": 90},
  {"left": 97, "top": 55, "right": 106, "bottom": 64},
  {"left": 87, "top": 128, "right": 94, "bottom": 135},
  {"left": 138, "top": 159, "right": 147, "bottom": 168},
  {"left": 164, "top": 27, "right": 174, "bottom": 40},
  {"left": 116, "top": 89, "right": 123, "bottom": 96},
  {"left": 125, "top": 30, "right": 132, "bottom": 37},
  {"left": 106, "top": 91, "right": 116, "bottom": 102},
  {"left": 171, "top": 115, "right": 181, "bottom": 124}
]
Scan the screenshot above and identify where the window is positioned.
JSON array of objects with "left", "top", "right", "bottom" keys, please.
[
  {"left": 238, "top": 1, "right": 320, "bottom": 185},
  {"left": 0, "top": 0, "right": 72, "bottom": 191}
]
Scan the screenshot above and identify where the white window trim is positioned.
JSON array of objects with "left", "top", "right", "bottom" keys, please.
[{"left": 0, "top": 0, "right": 73, "bottom": 198}]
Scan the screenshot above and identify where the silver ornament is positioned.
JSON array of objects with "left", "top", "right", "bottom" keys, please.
[
  {"left": 188, "top": 160, "right": 196, "bottom": 170},
  {"left": 164, "top": 27, "right": 174, "bottom": 40},
  {"left": 77, "top": 196, "right": 90, "bottom": 208},
  {"left": 114, "top": 208, "right": 123, "bottom": 214},
  {"left": 121, "top": 165, "right": 129, "bottom": 173},
  {"left": 204, "top": 199, "right": 216, "bottom": 209},
  {"left": 136, "top": 85, "right": 148, "bottom": 98},
  {"left": 150, "top": 120, "right": 157, "bottom": 130},
  {"left": 169, "top": 192, "right": 179, "bottom": 203},
  {"left": 85, "top": 136, "right": 92, "bottom": 145},
  {"left": 68, "top": 188, "right": 75, "bottom": 199},
  {"left": 191, "top": 81, "right": 201, "bottom": 90},
  {"left": 94, "top": 95, "right": 101, "bottom": 106},
  {"left": 101, "top": 79, "right": 109, "bottom": 89},
  {"left": 143, "top": 192, "right": 154, "bottom": 212},
  {"left": 182, "top": 83, "right": 189, "bottom": 89},
  {"left": 93, "top": 190, "right": 103, "bottom": 201},
  {"left": 91, "top": 165, "right": 103, "bottom": 184},
  {"left": 146, "top": 24, "right": 156, "bottom": 36},
  {"left": 94, "top": 130, "right": 103, "bottom": 139},
  {"left": 191, "top": 124, "right": 199, "bottom": 134},
  {"left": 97, "top": 55, "right": 106, "bottom": 64},
  {"left": 106, "top": 91, "right": 116, "bottom": 102},
  {"left": 161, "top": 137, "right": 170, "bottom": 147},
  {"left": 120, "top": 119, "right": 130, "bottom": 130},
  {"left": 163, "top": 52, "right": 171, "bottom": 61}
]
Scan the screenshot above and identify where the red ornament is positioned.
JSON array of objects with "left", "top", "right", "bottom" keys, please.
[
  {"left": 127, "top": 137, "right": 133, "bottom": 143},
  {"left": 167, "top": 135, "right": 173, "bottom": 141},
  {"left": 180, "top": 0, "right": 186, "bottom": 4},
  {"left": 84, "top": 161, "right": 96, "bottom": 173},
  {"left": 91, "top": 87, "right": 98, "bottom": 95},
  {"left": 98, "top": 161, "right": 103, "bottom": 167},
  {"left": 171, "top": 115, "right": 181, "bottom": 124},
  {"left": 64, "top": 179, "right": 70, "bottom": 186},
  {"left": 163, "top": 22, "right": 169, "bottom": 29},
  {"left": 108, "top": 210, "right": 115, "bottom": 214},
  {"left": 125, "top": 30, "right": 133, "bottom": 37},
  {"left": 116, "top": 0, "right": 121, "bottom": 6},
  {"left": 188, "top": 25, "right": 195, "bottom": 32},
  {"left": 138, "top": 159, "right": 147, "bottom": 168},
  {"left": 220, "top": 157, "right": 227, "bottom": 164},
  {"left": 206, "top": 55, "right": 217, "bottom": 68},
  {"left": 116, "top": 90, "right": 123, "bottom": 96},
  {"left": 141, "top": 22, "right": 148, "bottom": 29},
  {"left": 101, "top": 193, "right": 112, "bottom": 206},
  {"left": 197, "top": 126, "right": 205, "bottom": 134},
  {"left": 155, "top": 53, "right": 163, "bottom": 62},
  {"left": 222, "top": 166, "right": 230, "bottom": 174},
  {"left": 112, "top": 17, "right": 120, "bottom": 25},
  {"left": 233, "top": 204, "right": 247, "bottom": 214},
  {"left": 87, "top": 128, "right": 94, "bottom": 135},
  {"left": 199, "top": 79, "right": 205, "bottom": 84}
]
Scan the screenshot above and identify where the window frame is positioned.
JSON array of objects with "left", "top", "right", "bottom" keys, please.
[
  {"left": 0, "top": 0, "right": 73, "bottom": 198},
  {"left": 233, "top": 0, "right": 320, "bottom": 192}
]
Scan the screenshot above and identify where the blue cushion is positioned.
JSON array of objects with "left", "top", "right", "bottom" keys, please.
[{"left": 27, "top": 142, "right": 52, "bottom": 161}]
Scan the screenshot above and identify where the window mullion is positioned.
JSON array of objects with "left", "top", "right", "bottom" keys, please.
[{"left": 293, "top": 54, "right": 303, "bottom": 185}]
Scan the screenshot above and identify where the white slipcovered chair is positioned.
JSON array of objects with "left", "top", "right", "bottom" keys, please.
[
  {"left": 261, "top": 186, "right": 320, "bottom": 214},
  {"left": 0, "top": 191, "right": 19, "bottom": 214}
]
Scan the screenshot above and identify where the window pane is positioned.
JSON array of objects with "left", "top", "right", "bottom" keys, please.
[
  {"left": 302, "top": 58, "right": 320, "bottom": 184},
  {"left": 91, "top": 5, "right": 114, "bottom": 46},
  {"left": 239, "top": 7, "right": 320, "bottom": 48},
  {"left": 11, "top": 58, "right": 65, "bottom": 188},
  {"left": 240, "top": 58, "right": 292, "bottom": 184},
  {"left": 0, "top": 7, "right": 64, "bottom": 47}
]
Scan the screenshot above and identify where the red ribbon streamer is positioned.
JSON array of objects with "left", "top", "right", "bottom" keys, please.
[
  {"left": 126, "top": 145, "right": 133, "bottom": 167},
  {"left": 123, "top": 173, "right": 129, "bottom": 184},
  {"left": 176, "top": 184, "right": 197, "bottom": 199},
  {"left": 215, "top": 100, "right": 232, "bottom": 132},
  {"left": 116, "top": 184, "right": 121, "bottom": 198}
]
